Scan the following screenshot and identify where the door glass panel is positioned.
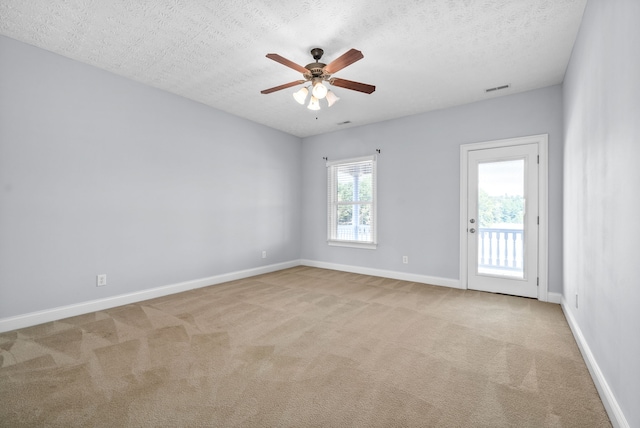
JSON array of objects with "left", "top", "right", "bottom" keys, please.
[{"left": 477, "top": 159, "right": 525, "bottom": 278}]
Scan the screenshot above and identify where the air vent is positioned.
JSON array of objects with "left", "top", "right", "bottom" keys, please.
[
  {"left": 337, "top": 121, "right": 352, "bottom": 125},
  {"left": 485, "top": 84, "right": 510, "bottom": 93}
]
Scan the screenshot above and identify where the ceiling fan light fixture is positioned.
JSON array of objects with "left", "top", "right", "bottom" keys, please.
[
  {"left": 307, "top": 96, "right": 321, "bottom": 111},
  {"left": 261, "top": 48, "right": 374, "bottom": 111},
  {"left": 293, "top": 86, "right": 309, "bottom": 104},
  {"left": 312, "top": 80, "right": 328, "bottom": 99},
  {"left": 325, "top": 90, "right": 340, "bottom": 107}
]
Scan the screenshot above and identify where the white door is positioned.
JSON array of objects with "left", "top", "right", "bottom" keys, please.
[{"left": 467, "top": 144, "right": 539, "bottom": 298}]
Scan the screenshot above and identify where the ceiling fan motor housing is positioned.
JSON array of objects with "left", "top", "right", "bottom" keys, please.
[
  {"left": 305, "top": 48, "right": 329, "bottom": 80},
  {"left": 305, "top": 63, "right": 327, "bottom": 79}
]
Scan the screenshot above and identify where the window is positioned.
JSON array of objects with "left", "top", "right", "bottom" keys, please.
[{"left": 327, "top": 155, "right": 377, "bottom": 249}]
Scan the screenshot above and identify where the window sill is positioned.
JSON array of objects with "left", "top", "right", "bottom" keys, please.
[{"left": 328, "top": 240, "right": 377, "bottom": 250}]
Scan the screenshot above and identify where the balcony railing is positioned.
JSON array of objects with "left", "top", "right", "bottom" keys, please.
[
  {"left": 336, "top": 225, "right": 523, "bottom": 275},
  {"left": 478, "top": 227, "right": 523, "bottom": 275},
  {"left": 337, "top": 224, "right": 371, "bottom": 241}
]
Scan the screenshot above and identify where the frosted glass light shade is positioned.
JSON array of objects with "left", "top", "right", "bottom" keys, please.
[
  {"left": 307, "top": 96, "right": 321, "bottom": 111},
  {"left": 312, "top": 82, "right": 328, "bottom": 99},
  {"left": 293, "top": 86, "right": 309, "bottom": 104},
  {"left": 325, "top": 90, "right": 340, "bottom": 107}
]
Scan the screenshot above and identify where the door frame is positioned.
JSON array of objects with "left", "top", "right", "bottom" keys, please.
[{"left": 459, "top": 134, "right": 549, "bottom": 301}]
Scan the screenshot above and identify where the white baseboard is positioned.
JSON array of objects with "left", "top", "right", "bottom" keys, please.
[
  {"left": 547, "top": 292, "right": 563, "bottom": 304},
  {"left": 561, "top": 300, "right": 629, "bottom": 428},
  {"left": 0, "top": 260, "right": 301, "bottom": 333},
  {"left": 0, "top": 259, "right": 458, "bottom": 333},
  {"left": 299, "top": 259, "right": 462, "bottom": 289},
  {"left": 3, "top": 259, "right": 554, "bottom": 334}
]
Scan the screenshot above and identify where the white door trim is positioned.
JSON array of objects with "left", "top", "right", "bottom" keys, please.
[{"left": 460, "top": 134, "right": 549, "bottom": 301}]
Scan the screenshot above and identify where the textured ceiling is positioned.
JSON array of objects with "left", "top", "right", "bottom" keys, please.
[{"left": 0, "top": 0, "right": 587, "bottom": 138}]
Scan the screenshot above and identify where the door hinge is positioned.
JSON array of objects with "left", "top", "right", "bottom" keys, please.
[
  {"left": 537, "top": 155, "right": 539, "bottom": 164},
  {"left": 537, "top": 216, "right": 539, "bottom": 225},
  {"left": 537, "top": 277, "right": 539, "bottom": 286}
]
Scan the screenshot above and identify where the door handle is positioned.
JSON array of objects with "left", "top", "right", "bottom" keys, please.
[{"left": 469, "top": 228, "right": 476, "bottom": 233}]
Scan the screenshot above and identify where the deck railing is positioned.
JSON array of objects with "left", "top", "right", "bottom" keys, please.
[
  {"left": 336, "top": 225, "right": 523, "bottom": 272},
  {"left": 478, "top": 227, "right": 523, "bottom": 272},
  {"left": 336, "top": 224, "right": 371, "bottom": 241}
]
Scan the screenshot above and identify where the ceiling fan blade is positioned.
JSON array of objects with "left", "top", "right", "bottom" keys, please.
[
  {"left": 265, "top": 53, "right": 309, "bottom": 74},
  {"left": 261, "top": 80, "right": 306, "bottom": 94},
  {"left": 323, "top": 49, "right": 364, "bottom": 74},
  {"left": 330, "top": 78, "right": 376, "bottom": 94}
]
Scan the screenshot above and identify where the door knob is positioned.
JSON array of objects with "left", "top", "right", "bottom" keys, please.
[{"left": 469, "top": 228, "right": 476, "bottom": 233}]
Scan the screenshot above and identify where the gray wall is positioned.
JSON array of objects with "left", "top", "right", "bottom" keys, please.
[
  {"left": 562, "top": 0, "right": 640, "bottom": 426},
  {"left": 301, "top": 85, "right": 564, "bottom": 292},
  {"left": 0, "top": 35, "right": 565, "bottom": 320},
  {"left": 0, "top": 36, "right": 302, "bottom": 319}
]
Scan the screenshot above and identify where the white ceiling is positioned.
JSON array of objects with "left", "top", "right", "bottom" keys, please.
[{"left": 0, "top": 0, "right": 587, "bottom": 138}]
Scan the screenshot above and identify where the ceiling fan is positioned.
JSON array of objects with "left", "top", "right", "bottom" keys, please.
[{"left": 260, "top": 48, "right": 376, "bottom": 110}]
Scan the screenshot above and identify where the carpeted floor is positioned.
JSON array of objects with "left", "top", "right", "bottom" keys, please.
[{"left": 0, "top": 267, "right": 610, "bottom": 427}]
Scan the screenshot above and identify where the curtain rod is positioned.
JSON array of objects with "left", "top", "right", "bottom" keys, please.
[{"left": 323, "top": 149, "right": 380, "bottom": 161}]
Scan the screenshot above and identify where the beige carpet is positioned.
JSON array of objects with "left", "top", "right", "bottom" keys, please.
[{"left": 0, "top": 267, "right": 610, "bottom": 427}]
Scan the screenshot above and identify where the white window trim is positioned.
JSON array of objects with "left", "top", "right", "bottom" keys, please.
[{"left": 327, "top": 155, "right": 378, "bottom": 250}]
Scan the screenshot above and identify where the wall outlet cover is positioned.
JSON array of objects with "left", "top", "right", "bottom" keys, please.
[{"left": 97, "top": 274, "right": 107, "bottom": 287}]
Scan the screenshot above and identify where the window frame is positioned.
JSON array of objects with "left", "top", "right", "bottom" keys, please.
[{"left": 326, "top": 155, "right": 377, "bottom": 249}]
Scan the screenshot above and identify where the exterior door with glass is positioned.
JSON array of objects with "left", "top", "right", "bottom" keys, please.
[{"left": 467, "top": 144, "right": 539, "bottom": 298}]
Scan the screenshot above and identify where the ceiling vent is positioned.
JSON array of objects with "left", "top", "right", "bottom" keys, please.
[{"left": 485, "top": 84, "right": 511, "bottom": 93}]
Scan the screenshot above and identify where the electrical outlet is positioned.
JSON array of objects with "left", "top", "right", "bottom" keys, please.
[
  {"left": 96, "top": 274, "right": 107, "bottom": 287},
  {"left": 262, "top": 250, "right": 267, "bottom": 259},
  {"left": 402, "top": 256, "right": 409, "bottom": 264}
]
